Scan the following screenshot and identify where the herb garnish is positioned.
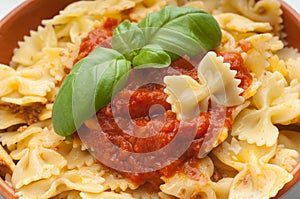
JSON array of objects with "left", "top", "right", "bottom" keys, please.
[{"left": 52, "top": 6, "right": 221, "bottom": 136}]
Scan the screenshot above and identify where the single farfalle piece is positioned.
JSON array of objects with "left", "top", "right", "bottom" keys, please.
[
  {"left": 160, "top": 156, "right": 216, "bottom": 199},
  {"left": 222, "top": 0, "right": 282, "bottom": 35},
  {"left": 214, "top": 13, "right": 272, "bottom": 33},
  {"left": 198, "top": 51, "right": 244, "bottom": 106},
  {"left": 0, "top": 121, "right": 63, "bottom": 153},
  {"left": 129, "top": 0, "right": 169, "bottom": 22},
  {"left": 232, "top": 72, "right": 300, "bottom": 147},
  {"left": 0, "top": 63, "right": 55, "bottom": 106},
  {"left": 244, "top": 33, "right": 283, "bottom": 77},
  {"left": 213, "top": 138, "right": 293, "bottom": 199},
  {"left": 164, "top": 51, "right": 244, "bottom": 120},
  {"left": 15, "top": 164, "right": 106, "bottom": 199},
  {"left": 269, "top": 147, "right": 298, "bottom": 172},
  {"left": 11, "top": 147, "right": 67, "bottom": 189},
  {"left": 0, "top": 109, "right": 26, "bottom": 130},
  {"left": 164, "top": 75, "right": 209, "bottom": 120}
]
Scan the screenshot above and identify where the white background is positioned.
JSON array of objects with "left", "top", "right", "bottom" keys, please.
[
  {"left": 0, "top": 0, "right": 299, "bottom": 19},
  {"left": 0, "top": 0, "right": 300, "bottom": 199}
]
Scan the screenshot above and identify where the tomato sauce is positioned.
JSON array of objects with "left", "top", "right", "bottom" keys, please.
[
  {"left": 73, "top": 18, "right": 118, "bottom": 64},
  {"left": 73, "top": 18, "right": 253, "bottom": 188}
]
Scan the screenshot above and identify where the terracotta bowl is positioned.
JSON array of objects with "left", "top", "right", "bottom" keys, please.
[{"left": 0, "top": 0, "right": 300, "bottom": 198}]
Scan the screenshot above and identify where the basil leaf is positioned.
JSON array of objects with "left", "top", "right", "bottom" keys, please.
[
  {"left": 132, "top": 44, "right": 171, "bottom": 68},
  {"left": 52, "top": 48, "right": 131, "bottom": 136},
  {"left": 112, "top": 21, "right": 145, "bottom": 60},
  {"left": 52, "top": 73, "right": 76, "bottom": 136},
  {"left": 138, "top": 6, "right": 221, "bottom": 58},
  {"left": 72, "top": 58, "right": 131, "bottom": 133},
  {"left": 71, "top": 47, "right": 123, "bottom": 74}
]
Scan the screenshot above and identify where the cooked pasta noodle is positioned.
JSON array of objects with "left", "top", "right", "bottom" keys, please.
[{"left": 0, "top": 0, "right": 300, "bottom": 198}]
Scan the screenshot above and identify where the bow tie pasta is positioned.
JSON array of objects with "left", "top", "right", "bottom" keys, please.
[
  {"left": 0, "top": 0, "right": 300, "bottom": 199},
  {"left": 213, "top": 138, "right": 292, "bottom": 199},
  {"left": 232, "top": 71, "right": 300, "bottom": 147}
]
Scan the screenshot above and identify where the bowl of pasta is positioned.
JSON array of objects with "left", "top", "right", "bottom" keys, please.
[{"left": 1, "top": 0, "right": 300, "bottom": 199}]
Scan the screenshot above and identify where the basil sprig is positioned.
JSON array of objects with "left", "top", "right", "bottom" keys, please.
[{"left": 52, "top": 6, "right": 221, "bottom": 136}]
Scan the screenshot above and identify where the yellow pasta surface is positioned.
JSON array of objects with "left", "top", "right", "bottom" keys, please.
[{"left": 0, "top": 0, "right": 300, "bottom": 199}]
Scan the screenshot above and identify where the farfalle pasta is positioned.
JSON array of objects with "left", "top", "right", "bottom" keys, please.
[
  {"left": 222, "top": 0, "right": 283, "bottom": 34},
  {"left": 215, "top": 13, "right": 272, "bottom": 33},
  {"left": 1, "top": 0, "right": 300, "bottom": 199},
  {"left": 232, "top": 71, "right": 300, "bottom": 146},
  {"left": 160, "top": 157, "right": 215, "bottom": 198},
  {"left": 213, "top": 138, "right": 292, "bottom": 199}
]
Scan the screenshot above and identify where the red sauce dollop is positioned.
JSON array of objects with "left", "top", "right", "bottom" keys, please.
[
  {"left": 73, "top": 18, "right": 118, "bottom": 64},
  {"left": 73, "top": 19, "right": 253, "bottom": 188}
]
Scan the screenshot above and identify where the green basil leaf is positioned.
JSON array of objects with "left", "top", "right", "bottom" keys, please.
[
  {"left": 71, "top": 47, "right": 123, "bottom": 74},
  {"left": 112, "top": 21, "right": 145, "bottom": 60},
  {"left": 52, "top": 48, "right": 131, "bottom": 136},
  {"left": 52, "top": 73, "right": 76, "bottom": 136},
  {"left": 138, "top": 6, "right": 221, "bottom": 58},
  {"left": 72, "top": 58, "right": 131, "bottom": 133},
  {"left": 132, "top": 44, "right": 171, "bottom": 68}
]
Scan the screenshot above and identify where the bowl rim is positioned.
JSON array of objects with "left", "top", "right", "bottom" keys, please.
[
  {"left": 0, "top": 0, "right": 78, "bottom": 65},
  {"left": 0, "top": 0, "right": 300, "bottom": 198},
  {"left": 278, "top": 0, "right": 300, "bottom": 50}
]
